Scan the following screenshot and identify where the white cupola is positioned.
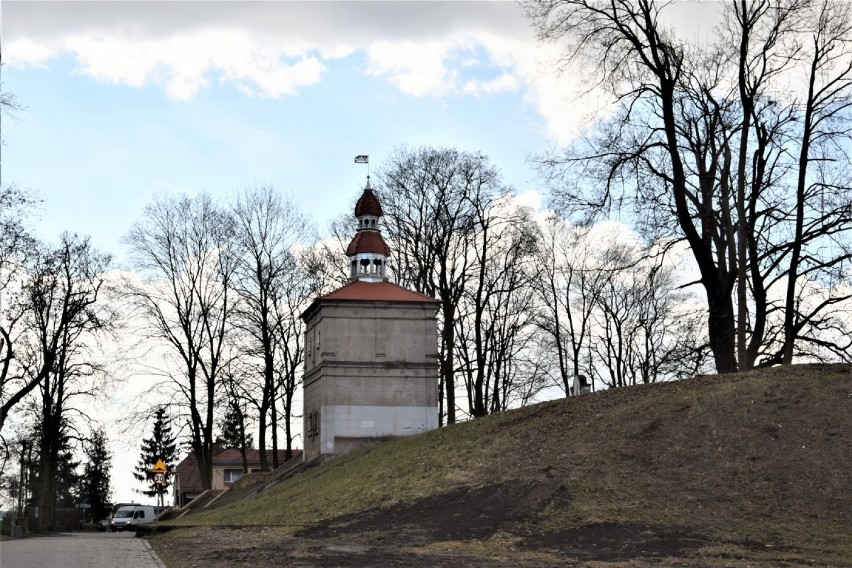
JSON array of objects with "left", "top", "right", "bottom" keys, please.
[{"left": 345, "top": 177, "right": 390, "bottom": 282}]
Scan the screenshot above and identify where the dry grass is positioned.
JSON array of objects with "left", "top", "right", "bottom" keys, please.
[{"left": 149, "top": 363, "right": 852, "bottom": 567}]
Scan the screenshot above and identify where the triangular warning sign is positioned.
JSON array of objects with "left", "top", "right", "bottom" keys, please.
[{"left": 151, "top": 458, "right": 168, "bottom": 473}]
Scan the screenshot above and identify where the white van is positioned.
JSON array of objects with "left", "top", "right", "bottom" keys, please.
[{"left": 110, "top": 505, "right": 157, "bottom": 532}]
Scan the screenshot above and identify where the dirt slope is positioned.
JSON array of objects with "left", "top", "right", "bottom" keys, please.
[{"left": 149, "top": 363, "right": 852, "bottom": 567}]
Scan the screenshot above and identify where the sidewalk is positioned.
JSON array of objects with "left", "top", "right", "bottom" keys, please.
[{"left": 0, "top": 531, "right": 166, "bottom": 568}]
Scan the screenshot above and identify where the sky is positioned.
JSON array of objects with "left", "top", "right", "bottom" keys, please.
[
  {"left": 1, "top": 1, "right": 721, "bottom": 506},
  {"left": 1, "top": 0, "right": 601, "bottom": 264}
]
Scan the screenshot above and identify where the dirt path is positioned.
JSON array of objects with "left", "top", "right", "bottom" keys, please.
[{"left": 147, "top": 522, "right": 843, "bottom": 568}]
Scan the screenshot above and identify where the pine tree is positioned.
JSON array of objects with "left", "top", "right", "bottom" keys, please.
[
  {"left": 54, "top": 443, "right": 81, "bottom": 508},
  {"left": 215, "top": 400, "right": 253, "bottom": 473},
  {"left": 80, "top": 428, "right": 112, "bottom": 522},
  {"left": 215, "top": 402, "right": 254, "bottom": 450},
  {"left": 28, "top": 418, "right": 80, "bottom": 529},
  {"left": 133, "top": 407, "right": 178, "bottom": 507}
]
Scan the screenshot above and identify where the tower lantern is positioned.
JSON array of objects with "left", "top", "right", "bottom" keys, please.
[{"left": 346, "top": 178, "right": 390, "bottom": 282}]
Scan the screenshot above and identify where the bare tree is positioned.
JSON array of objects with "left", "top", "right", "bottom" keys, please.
[
  {"left": 0, "top": 63, "right": 25, "bottom": 148},
  {"left": 455, "top": 197, "right": 543, "bottom": 416},
  {"left": 532, "top": 211, "right": 709, "bottom": 392},
  {"left": 531, "top": 216, "right": 608, "bottom": 395},
  {"left": 0, "top": 187, "right": 39, "bottom": 432},
  {"left": 781, "top": 0, "right": 852, "bottom": 363},
  {"left": 526, "top": 0, "right": 852, "bottom": 372},
  {"left": 9, "top": 234, "right": 113, "bottom": 529},
  {"left": 589, "top": 243, "right": 638, "bottom": 388},
  {"left": 1, "top": 234, "right": 111, "bottom": 433},
  {"left": 230, "top": 186, "right": 314, "bottom": 470},
  {"left": 589, "top": 240, "right": 707, "bottom": 388},
  {"left": 302, "top": 213, "right": 354, "bottom": 295},
  {"left": 123, "top": 193, "right": 235, "bottom": 491},
  {"left": 272, "top": 253, "right": 315, "bottom": 461},
  {"left": 378, "top": 146, "right": 504, "bottom": 424},
  {"left": 527, "top": 0, "right": 741, "bottom": 372}
]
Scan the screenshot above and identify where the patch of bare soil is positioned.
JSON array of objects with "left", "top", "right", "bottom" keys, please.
[
  {"left": 149, "top": 526, "right": 497, "bottom": 568},
  {"left": 298, "top": 479, "right": 553, "bottom": 543},
  {"left": 296, "top": 480, "right": 710, "bottom": 563},
  {"left": 521, "top": 523, "right": 709, "bottom": 562},
  {"left": 149, "top": 521, "right": 830, "bottom": 568}
]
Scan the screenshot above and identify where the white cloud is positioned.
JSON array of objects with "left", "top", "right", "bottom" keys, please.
[
  {"left": 3, "top": 0, "right": 610, "bottom": 142},
  {"left": 362, "top": 30, "right": 605, "bottom": 144},
  {"left": 366, "top": 39, "right": 456, "bottom": 97},
  {"left": 365, "top": 28, "right": 615, "bottom": 144},
  {"left": 515, "top": 188, "right": 544, "bottom": 211},
  {"left": 462, "top": 72, "right": 520, "bottom": 95},
  {"left": 470, "top": 33, "right": 618, "bottom": 145},
  {"left": 15, "top": 28, "right": 330, "bottom": 100},
  {"left": 65, "top": 34, "right": 160, "bottom": 88},
  {"left": 4, "top": 36, "right": 60, "bottom": 67}
]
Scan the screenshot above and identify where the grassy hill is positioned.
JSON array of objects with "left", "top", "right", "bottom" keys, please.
[{"left": 149, "top": 363, "right": 852, "bottom": 567}]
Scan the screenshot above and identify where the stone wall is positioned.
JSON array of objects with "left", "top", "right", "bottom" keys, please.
[{"left": 303, "top": 300, "right": 439, "bottom": 462}]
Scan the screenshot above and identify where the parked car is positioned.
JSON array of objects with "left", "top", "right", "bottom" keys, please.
[{"left": 110, "top": 505, "right": 157, "bottom": 532}]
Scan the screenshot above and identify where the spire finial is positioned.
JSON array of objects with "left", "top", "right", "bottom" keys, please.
[{"left": 355, "top": 154, "right": 370, "bottom": 186}]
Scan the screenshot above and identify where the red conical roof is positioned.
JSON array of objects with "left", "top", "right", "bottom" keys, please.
[
  {"left": 346, "top": 230, "right": 390, "bottom": 256},
  {"left": 354, "top": 188, "right": 383, "bottom": 217}
]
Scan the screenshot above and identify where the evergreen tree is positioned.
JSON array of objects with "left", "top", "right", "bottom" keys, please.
[
  {"left": 133, "top": 407, "right": 178, "bottom": 507},
  {"left": 215, "top": 402, "right": 254, "bottom": 450},
  {"left": 215, "top": 399, "right": 253, "bottom": 473},
  {"left": 54, "top": 444, "right": 81, "bottom": 508},
  {"left": 80, "top": 428, "right": 112, "bottom": 522},
  {"left": 28, "top": 417, "right": 80, "bottom": 528}
]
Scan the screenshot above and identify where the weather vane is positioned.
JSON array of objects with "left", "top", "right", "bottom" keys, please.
[{"left": 355, "top": 154, "right": 369, "bottom": 182}]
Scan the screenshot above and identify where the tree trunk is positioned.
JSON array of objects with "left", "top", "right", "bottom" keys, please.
[
  {"left": 707, "top": 287, "right": 738, "bottom": 373},
  {"left": 661, "top": 79, "right": 739, "bottom": 374},
  {"left": 783, "top": 53, "right": 818, "bottom": 364},
  {"left": 271, "top": 399, "right": 280, "bottom": 468},
  {"left": 257, "top": 400, "right": 269, "bottom": 471},
  {"left": 283, "top": 390, "right": 293, "bottom": 462},
  {"left": 441, "top": 302, "right": 456, "bottom": 424}
]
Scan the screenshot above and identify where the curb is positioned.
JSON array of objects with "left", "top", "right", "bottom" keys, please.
[{"left": 141, "top": 537, "right": 168, "bottom": 568}]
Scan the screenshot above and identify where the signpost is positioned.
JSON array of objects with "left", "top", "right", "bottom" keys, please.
[
  {"left": 75, "top": 503, "right": 91, "bottom": 528},
  {"left": 151, "top": 458, "right": 168, "bottom": 486},
  {"left": 150, "top": 459, "right": 169, "bottom": 510},
  {"left": 8, "top": 480, "right": 20, "bottom": 538}
]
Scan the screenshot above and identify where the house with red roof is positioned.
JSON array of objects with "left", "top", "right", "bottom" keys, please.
[
  {"left": 173, "top": 445, "right": 300, "bottom": 507},
  {"left": 301, "top": 177, "right": 440, "bottom": 463}
]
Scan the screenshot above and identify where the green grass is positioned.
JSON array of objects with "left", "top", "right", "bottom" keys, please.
[{"left": 175, "top": 415, "right": 506, "bottom": 528}]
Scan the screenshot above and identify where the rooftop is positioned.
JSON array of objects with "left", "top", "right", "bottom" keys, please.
[
  {"left": 176, "top": 447, "right": 300, "bottom": 494},
  {"left": 345, "top": 230, "right": 391, "bottom": 256},
  {"left": 354, "top": 188, "right": 383, "bottom": 217},
  {"left": 318, "top": 279, "right": 440, "bottom": 303}
]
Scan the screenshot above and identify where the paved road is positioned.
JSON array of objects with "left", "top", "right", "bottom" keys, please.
[{"left": 0, "top": 531, "right": 167, "bottom": 568}]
